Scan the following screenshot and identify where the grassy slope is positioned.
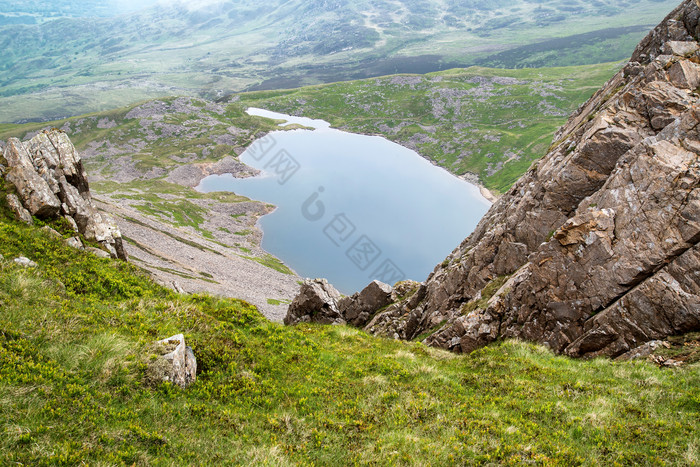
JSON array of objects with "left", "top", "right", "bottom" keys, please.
[
  {"left": 0, "top": 176, "right": 698, "bottom": 465},
  {"left": 235, "top": 62, "right": 619, "bottom": 192}
]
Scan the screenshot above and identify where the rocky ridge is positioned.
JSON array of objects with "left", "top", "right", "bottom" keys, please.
[
  {"left": 2, "top": 129, "right": 127, "bottom": 260},
  {"left": 284, "top": 279, "right": 399, "bottom": 327},
  {"left": 288, "top": 0, "right": 700, "bottom": 359}
]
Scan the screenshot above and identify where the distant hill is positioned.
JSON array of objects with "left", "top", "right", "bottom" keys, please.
[
  {"left": 0, "top": 0, "right": 159, "bottom": 23},
  {"left": 0, "top": 0, "right": 678, "bottom": 122}
]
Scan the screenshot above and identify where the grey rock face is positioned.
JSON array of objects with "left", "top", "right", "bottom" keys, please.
[
  {"left": 338, "top": 280, "right": 393, "bottom": 327},
  {"left": 349, "top": 0, "right": 700, "bottom": 358},
  {"left": 285, "top": 279, "right": 401, "bottom": 327},
  {"left": 285, "top": 278, "right": 344, "bottom": 325},
  {"left": 146, "top": 334, "right": 197, "bottom": 389},
  {"left": 4, "top": 138, "right": 61, "bottom": 218},
  {"left": 616, "top": 340, "right": 670, "bottom": 362},
  {"left": 65, "top": 237, "right": 84, "bottom": 250},
  {"left": 3, "top": 130, "right": 127, "bottom": 261},
  {"left": 6, "top": 194, "right": 33, "bottom": 225},
  {"left": 86, "top": 247, "right": 111, "bottom": 259}
]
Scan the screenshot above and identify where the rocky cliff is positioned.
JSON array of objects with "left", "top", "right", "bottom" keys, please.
[
  {"left": 1, "top": 130, "right": 127, "bottom": 260},
  {"left": 288, "top": 0, "right": 700, "bottom": 358}
]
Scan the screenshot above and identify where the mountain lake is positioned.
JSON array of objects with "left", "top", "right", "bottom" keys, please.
[{"left": 197, "top": 108, "right": 491, "bottom": 294}]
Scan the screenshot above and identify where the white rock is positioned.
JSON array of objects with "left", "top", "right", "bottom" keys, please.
[
  {"left": 147, "top": 334, "right": 197, "bottom": 388},
  {"left": 65, "top": 237, "right": 84, "bottom": 250},
  {"left": 14, "top": 257, "right": 37, "bottom": 268}
]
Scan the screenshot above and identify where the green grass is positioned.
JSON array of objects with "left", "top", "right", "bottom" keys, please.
[
  {"left": 267, "top": 298, "right": 292, "bottom": 306},
  {"left": 0, "top": 186, "right": 698, "bottom": 465},
  {"left": 242, "top": 253, "right": 294, "bottom": 275}
]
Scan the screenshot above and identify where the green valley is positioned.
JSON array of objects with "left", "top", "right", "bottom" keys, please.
[
  {"left": 0, "top": 0, "right": 677, "bottom": 122},
  {"left": 1, "top": 0, "right": 700, "bottom": 464}
]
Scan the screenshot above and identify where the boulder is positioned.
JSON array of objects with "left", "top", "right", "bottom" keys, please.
[
  {"left": 86, "top": 247, "right": 111, "bottom": 259},
  {"left": 338, "top": 280, "right": 393, "bottom": 327},
  {"left": 6, "top": 194, "right": 33, "bottom": 225},
  {"left": 4, "top": 139, "right": 61, "bottom": 218},
  {"left": 2, "top": 131, "right": 127, "bottom": 261},
  {"left": 616, "top": 340, "right": 670, "bottom": 361},
  {"left": 14, "top": 257, "right": 37, "bottom": 268},
  {"left": 667, "top": 59, "right": 700, "bottom": 89},
  {"left": 65, "top": 237, "right": 84, "bottom": 250},
  {"left": 663, "top": 40, "right": 700, "bottom": 56},
  {"left": 146, "top": 334, "right": 197, "bottom": 389},
  {"left": 40, "top": 226, "right": 62, "bottom": 238},
  {"left": 284, "top": 278, "right": 344, "bottom": 325}
]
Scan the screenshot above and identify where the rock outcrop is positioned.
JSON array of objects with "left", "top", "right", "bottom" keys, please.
[
  {"left": 2, "top": 130, "right": 127, "bottom": 260},
  {"left": 288, "top": 0, "right": 700, "bottom": 359},
  {"left": 338, "top": 280, "right": 394, "bottom": 327},
  {"left": 284, "top": 278, "right": 400, "bottom": 327},
  {"left": 285, "top": 278, "right": 345, "bottom": 325},
  {"left": 6, "top": 193, "right": 33, "bottom": 225},
  {"left": 146, "top": 334, "right": 197, "bottom": 389},
  {"left": 616, "top": 340, "right": 670, "bottom": 361}
]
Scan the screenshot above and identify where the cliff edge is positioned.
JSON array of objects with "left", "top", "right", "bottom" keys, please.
[{"left": 290, "top": 0, "right": 700, "bottom": 359}]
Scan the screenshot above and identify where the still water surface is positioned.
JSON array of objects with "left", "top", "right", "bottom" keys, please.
[{"left": 197, "top": 108, "right": 491, "bottom": 294}]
